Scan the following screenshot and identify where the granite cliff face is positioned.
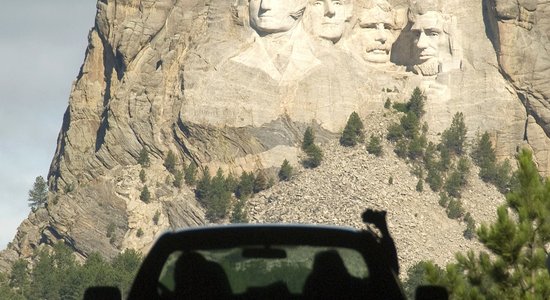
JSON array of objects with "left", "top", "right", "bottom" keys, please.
[{"left": 1, "top": 0, "right": 549, "bottom": 272}]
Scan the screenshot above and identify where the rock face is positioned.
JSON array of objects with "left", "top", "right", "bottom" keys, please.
[{"left": 1, "top": 0, "right": 549, "bottom": 272}]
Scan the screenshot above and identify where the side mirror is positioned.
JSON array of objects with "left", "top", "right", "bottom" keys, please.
[
  {"left": 84, "top": 286, "right": 122, "bottom": 300},
  {"left": 415, "top": 285, "right": 448, "bottom": 300}
]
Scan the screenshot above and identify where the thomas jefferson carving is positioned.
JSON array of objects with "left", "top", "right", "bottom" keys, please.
[{"left": 305, "top": 0, "right": 354, "bottom": 43}]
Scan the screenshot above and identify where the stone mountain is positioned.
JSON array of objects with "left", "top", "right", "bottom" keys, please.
[{"left": 1, "top": 0, "right": 549, "bottom": 275}]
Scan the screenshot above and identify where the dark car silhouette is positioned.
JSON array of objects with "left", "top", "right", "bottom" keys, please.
[{"left": 85, "top": 222, "right": 448, "bottom": 299}]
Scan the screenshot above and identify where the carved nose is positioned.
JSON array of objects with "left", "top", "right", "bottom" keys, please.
[
  {"left": 325, "top": 1, "right": 335, "bottom": 17},
  {"left": 376, "top": 25, "right": 387, "bottom": 43},
  {"left": 416, "top": 32, "right": 429, "bottom": 49}
]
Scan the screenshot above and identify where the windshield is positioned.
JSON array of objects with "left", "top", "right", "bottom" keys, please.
[{"left": 158, "top": 246, "right": 368, "bottom": 297}]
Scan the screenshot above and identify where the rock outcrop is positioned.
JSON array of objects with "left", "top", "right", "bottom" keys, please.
[{"left": 1, "top": 0, "right": 549, "bottom": 273}]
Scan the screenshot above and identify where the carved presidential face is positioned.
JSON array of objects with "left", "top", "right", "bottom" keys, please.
[
  {"left": 307, "top": 0, "right": 353, "bottom": 43},
  {"left": 411, "top": 11, "right": 445, "bottom": 76},
  {"left": 356, "top": 4, "right": 396, "bottom": 63},
  {"left": 249, "top": 0, "right": 307, "bottom": 34}
]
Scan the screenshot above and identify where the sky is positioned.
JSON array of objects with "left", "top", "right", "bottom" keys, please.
[{"left": 0, "top": 2, "right": 97, "bottom": 249}]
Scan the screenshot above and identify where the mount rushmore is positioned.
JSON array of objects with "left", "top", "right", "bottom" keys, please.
[{"left": 2, "top": 0, "right": 550, "bottom": 269}]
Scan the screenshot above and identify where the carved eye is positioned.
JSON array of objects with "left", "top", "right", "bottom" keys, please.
[
  {"left": 384, "top": 23, "right": 393, "bottom": 30},
  {"left": 426, "top": 30, "right": 439, "bottom": 37},
  {"left": 333, "top": 1, "right": 342, "bottom": 5},
  {"left": 363, "top": 24, "right": 377, "bottom": 29},
  {"left": 314, "top": 1, "right": 323, "bottom": 6}
]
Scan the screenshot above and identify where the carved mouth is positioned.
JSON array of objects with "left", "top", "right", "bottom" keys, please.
[{"left": 367, "top": 49, "right": 389, "bottom": 55}]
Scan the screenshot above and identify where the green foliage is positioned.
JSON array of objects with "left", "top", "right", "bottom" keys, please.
[
  {"left": 204, "top": 168, "right": 231, "bottom": 220},
  {"left": 28, "top": 176, "right": 48, "bottom": 212},
  {"left": 408, "top": 134, "right": 426, "bottom": 160},
  {"left": 173, "top": 170, "right": 183, "bottom": 188},
  {"left": 438, "top": 192, "right": 450, "bottom": 208},
  {"left": 444, "top": 157, "right": 470, "bottom": 198},
  {"left": 392, "top": 102, "right": 408, "bottom": 113},
  {"left": 236, "top": 171, "right": 255, "bottom": 200},
  {"left": 394, "top": 140, "right": 408, "bottom": 158},
  {"left": 140, "top": 185, "right": 151, "bottom": 203},
  {"left": 195, "top": 167, "right": 211, "bottom": 202},
  {"left": 302, "top": 127, "right": 315, "bottom": 151},
  {"left": 388, "top": 176, "right": 393, "bottom": 185},
  {"left": 426, "top": 149, "right": 550, "bottom": 299},
  {"left": 472, "top": 132, "right": 512, "bottom": 193},
  {"left": 401, "top": 112, "right": 420, "bottom": 139},
  {"left": 384, "top": 98, "right": 391, "bottom": 109},
  {"left": 163, "top": 150, "right": 177, "bottom": 174},
  {"left": 407, "top": 87, "right": 425, "bottom": 118},
  {"left": 402, "top": 261, "right": 431, "bottom": 300},
  {"left": 153, "top": 210, "right": 160, "bottom": 225},
  {"left": 426, "top": 166, "right": 443, "bottom": 192},
  {"left": 253, "top": 170, "right": 268, "bottom": 193},
  {"left": 441, "top": 112, "right": 467, "bottom": 156},
  {"left": 340, "top": 112, "right": 364, "bottom": 147},
  {"left": 231, "top": 198, "right": 248, "bottom": 224},
  {"left": 446, "top": 199, "right": 464, "bottom": 219},
  {"left": 224, "top": 173, "right": 239, "bottom": 193},
  {"left": 137, "top": 147, "right": 150, "bottom": 167},
  {"left": 0, "top": 242, "right": 142, "bottom": 300},
  {"left": 386, "top": 122, "right": 404, "bottom": 142},
  {"left": 463, "top": 213, "right": 476, "bottom": 240},
  {"left": 184, "top": 163, "right": 198, "bottom": 185},
  {"left": 416, "top": 178, "right": 424, "bottom": 192},
  {"left": 278, "top": 159, "right": 293, "bottom": 181},
  {"left": 106, "top": 223, "right": 115, "bottom": 238},
  {"left": 303, "top": 144, "right": 323, "bottom": 168},
  {"left": 139, "top": 169, "right": 146, "bottom": 183},
  {"left": 366, "top": 135, "right": 383, "bottom": 156},
  {"left": 136, "top": 228, "right": 144, "bottom": 238}
]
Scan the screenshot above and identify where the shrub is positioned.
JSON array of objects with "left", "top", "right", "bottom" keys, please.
[
  {"left": 303, "top": 144, "right": 323, "bottom": 168},
  {"left": 205, "top": 168, "right": 231, "bottom": 220},
  {"left": 231, "top": 198, "right": 248, "bottom": 223},
  {"left": 136, "top": 228, "right": 144, "bottom": 238},
  {"left": 446, "top": 199, "right": 464, "bottom": 219},
  {"left": 441, "top": 112, "right": 467, "bottom": 156},
  {"left": 438, "top": 192, "right": 450, "bottom": 208},
  {"left": 139, "top": 169, "right": 146, "bottom": 183},
  {"left": 463, "top": 213, "right": 476, "bottom": 240},
  {"left": 384, "top": 98, "right": 391, "bottom": 109},
  {"left": 416, "top": 179, "right": 424, "bottom": 192},
  {"left": 366, "top": 135, "right": 383, "bottom": 156},
  {"left": 106, "top": 223, "right": 116, "bottom": 238},
  {"left": 408, "top": 134, "right": 426, "bottom": 160},
  {"left": 388, "top": 176, "right": 394, "bottom": 185},
  {"left": 195, "top": 167, "right": 211, "bottom": 202},
  {"left": 138, "top": 147, "right": 150, "bottom": 167},
  {"left": 184, "top": 163, "right": 198, "bottom": 185},
  {"left": 140, "top": 186, "right": 151, "bottom": 203},
  {"left": 163, "top": 150, "right": 177, "bottom": 174},
  {"left": 340, "top": 112, "right": 364, "bottom": 147},
  {"left": 302, "top": 127, "right": 315, "bottom": 151},
  {"left": 153, "top": 210, "right": 160, "bottom": 225},
  {"left": 426, "top": 166, "right": 443, "bottom": 192},
  {"left": 394, "top": 140, "right": 408, "bottom": 158},
  {"left": 387, "top": 122, "right": 404, "bottom": 142},
  {"left": 253, "top": 170, "right": 269, "bottom": 193},
  {"left": 236, "top": 171, "right": 255, "bottom": 200},
  {"left": 173, "top": 170, "right": 184, "bottom": 188},
  {"left": 278, "top": 159, "right": 293, "bottom": 181}
]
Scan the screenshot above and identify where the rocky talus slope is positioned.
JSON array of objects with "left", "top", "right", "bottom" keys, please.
[{"left": 247, "top": 113, "right": 505, "bottom": 274}]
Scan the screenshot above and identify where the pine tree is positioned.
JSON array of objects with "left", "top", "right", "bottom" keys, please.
[
  {"left": 340, "top": 112, "right": 364, "bottom": 147},
  {"left": 231, "top": 198, "right": 248, "bottom": 223},
  {"left": 205, "top": 168, "right": 231, "bottom": 220},
  {"left": 303, "top": 144, "right": 323, "bottom": 168},
  {"left": 366, "top": 135, "right": 383, "bottom": 156},
  {"left": 253, "top": 170, "right": 268, "bottom": 193},
  {"left": 140, "top": 185, "right": 151, "bottom": 203},
  {"left": 195, "top": 167, "right": 211, "bottom": 202},
  {"left": 184, "top": 162, "right": 198, "bottom": 185},
  {"left": 425, "top": 149, "right": 550, "bottom": 299},
  {"left": 302, "top": 127, "right": 315, "bottom": 151},
  {"left": 28, "top": 176, "right": 48, "bottom": 211},
  {"left": 163, "top": 150, "right": 177, "bottom": 174},
  {"left": 137, "top": 147, "right": 150, "bottom": 167},
  {"left": 407, "top": 87, "right": 425, "bottom": 118},
  {"left": 139, "top": 169, "right": 146, "bottom": 183},
  {"left": 441, "top": 112, "right": 467, "bottom": 156},
  {"left": 278, "top": 159, "right": 293, "bottom": 181},
  {"left": 173, "top": 170, "right": 184, "bottom": 188},
  {"left": 236, "top": 171, "right": 254, "bottom": 200}
]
